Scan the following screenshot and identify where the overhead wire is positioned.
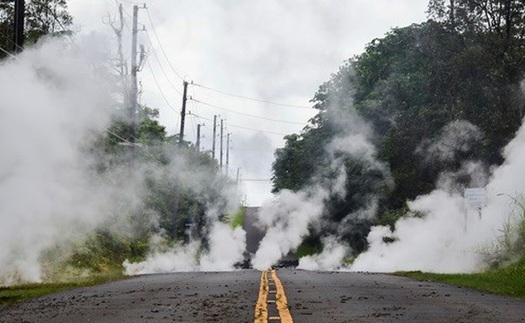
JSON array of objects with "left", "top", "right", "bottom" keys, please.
[
  {"left": 116, "top": 3, "right": 297, "bottom": 145},
  {"left": 145, "top": 7, "right": 185, "bottom": 81},
  {"left": 188, "top": 112, "right": 288, "bottom": 137},
  {"left": 105, "top": 127, "right": 164, "bottom": 166},
  {"left": 227, "top": 123, "right": 288, "bottom": 137},
  {"left": 0, "top": 29, "right": 23, "bottom": 54},
  {"left": 190, "top": 98, "right": 306, "bottom": 125},
  {"left": 0, "top": 44, "right": 17, "bottom": 59},
  {"left": 192, "top": 82, "right": 313, "bottom": 110},
  {"left": 144, "top": 30, "right": 183, "bottom": 96},
  {"left": 119, "top": 0, "right": 145, "bottom": 5},
  {"left": 145, "top": 59, "right": 179, "bottom": 114}
]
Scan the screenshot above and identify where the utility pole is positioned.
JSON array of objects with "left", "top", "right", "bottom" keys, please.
[
  {"left": 129, "top": 4, "right": 139, "bottom": 155},
  {"left": 235, "top": 168, "right": 241, "bottom": 204},
  {"left": 220, "top": 119, "right": 224, "bottom": 168},
  {"left": 196, "top": 124, "right": 202, "bottom": 151},
  {"left": 179, "top": 80, "right": 189, "bottom": 145},
  {"left": 212, "top": 115, "right": 217, "bottom": 159},
  {"left": 226, "top": 133, "right": 231, "bottom": 177},
  {"left": 1, "top": 0, "right": 25, "bottom": 53},
  {"left": 14, "top": 0, "right": 24, "bottom": 53}
]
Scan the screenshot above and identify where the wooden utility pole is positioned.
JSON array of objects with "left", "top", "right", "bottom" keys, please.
[
  {"left": 235, "top": 167, "right": 241, "bottom": 203},
  {"left": 1, "top": 0, "right": 25, "bottom": 53},
  {"left": 179, "top": 80, "right": 189, "bottom": 145},
  {"left": 196, "top": 124, "right": 202, "bottom": 151},
  {"left": 14, "top": 0, "right": 24, "bottom": 53},
  {"left": 226, "top": 133, "right": 231, "bottom": 177},
  {"left": 220, "top": 119, "right": 224, "bottom": 168},
  {"left": 129, "top": 5, "right": 139, "bottom": 153},
  {"left": 212, "top": 115, "right": 217, "bottom": 159}
]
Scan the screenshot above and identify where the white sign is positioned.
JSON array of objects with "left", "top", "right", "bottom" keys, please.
[{"left": 464, "top": 188, "right": 487, "bottom": 209}]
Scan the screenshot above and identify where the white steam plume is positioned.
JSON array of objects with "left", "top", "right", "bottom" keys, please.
[
  {"left": 416, "top": 120, "right": 482, "bottom": 164},
  {"left": 351, "top": 117, "right": 525, "bottom": 273},
  {"left": 297, "top": 237, "right": 348, "bottom": 271},
  {"left": 251, "top": 189, "right": 327, "bottom": 270},
  {"left": 0, "top": 37, "right": 120, "bottom": 285},
  {"left": 252, "top": 94, "right": 390, "bottom": 270},
  {"left": 124, "top": 224, "right": 246, "bottom": 274},
  {"left": 0, "top": 35, "right": 248, "bottom": 285}
]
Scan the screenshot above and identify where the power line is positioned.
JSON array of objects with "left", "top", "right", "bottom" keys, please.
[
  {"left": 187, "top": 112, "right": 212, "bottom": 122},
  {"left": 145, "top": 7, "right": 185, "bottom": 81},
  {"left": 192, "top": 82, "right": 313, "bottom": 110},
  {"left": 0, "top": 30, "right": 23, "bottom": 53},
  {"left": 0, "top": 44, "right": 17, "bottom": 59},
  {"left": 145, "top": 59, "right": 179, "bottom": 114},
  {"left": 106, "top": 127, "right": 164, "bottom": 166},
  {"left": 191, "top": 98, "right": 306, "bottom": 125},
  {"left": 188, "top": 112, "right": 287, "bottom": 136},
  {"left": 119, "top": 0, "right": 144, "bottom": 4},
  {"left": 227, "top": 123, "right": 288, "bottom": 137},
  {"left": 144, "top": 30, "right": 183, "bottom": 96}
]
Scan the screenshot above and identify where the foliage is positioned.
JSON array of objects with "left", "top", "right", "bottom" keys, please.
[
  {"left": 397, "top": 256, "right": 525, "bottom": 299},
  {"left": 295, "top": 233, "right": 323, "bottom": 258},
  {"left": 0, "top": 272, "right": 126, "bottom": 306},
  {"left": 273, "top": 65, "right": 392, "bottom": 254},
  {"left": 68, "top": 229, "right": 149, "bottom": 273},
  {"left": 229, "top": 206, "right": 247, "bottom": 229},
  {"left": 272, "top": 0, "right": 525, "bottom": 258},
  {"left": 480, "top": 195, "right": 525, "bottom": 267},
  {"left": 0, "top": 0, "right": 72, "bottom": 58}
]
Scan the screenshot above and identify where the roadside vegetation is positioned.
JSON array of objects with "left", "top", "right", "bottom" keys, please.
[
  {"left": 275, "top": 0, "right": 525, "bottom": 273},
  {"left": 0, "top": 0, "right": 243, "bottom": 289},
  {"left": 0, "top": 272, "right": 126, "bottom": 307},
  {"left": 3, "top": 0, "right": 525, "bottom": 306},
  {"left": 397, "top": 256, "right": 525, "bottom": 299}
]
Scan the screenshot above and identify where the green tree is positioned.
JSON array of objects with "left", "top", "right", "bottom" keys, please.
[{"left": 0, "top": 0, "right": 72, "bottom": 58}]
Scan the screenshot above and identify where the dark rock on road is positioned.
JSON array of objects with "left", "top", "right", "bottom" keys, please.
[
  {"left": 0, "top": 271, "right": 260, "bottom": 323},
  {"left": 2, "top": 269, "right": 525, "bottom": 322},
  {"left": 279, "top": 269, "right": 525, "bottom": 322}
]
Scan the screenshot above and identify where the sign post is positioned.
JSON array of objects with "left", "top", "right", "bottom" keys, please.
[{"left": 464, "top": 187, "right": 487, "bottom": 224}]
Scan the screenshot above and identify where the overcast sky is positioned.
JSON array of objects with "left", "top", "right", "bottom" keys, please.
[{"left": 68, "top": 0, "right": 428, "bottom": 205}]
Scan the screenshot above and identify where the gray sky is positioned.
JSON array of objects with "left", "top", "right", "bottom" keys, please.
[{"left": 69, "top": 0, "right": 428, "bottom": 205}]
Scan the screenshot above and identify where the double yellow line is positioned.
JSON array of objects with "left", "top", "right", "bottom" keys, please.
[{"left": 254, "top": 269, "right": 294, "bottom": 323}]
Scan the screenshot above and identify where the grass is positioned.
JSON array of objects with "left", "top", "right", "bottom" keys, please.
[
  {"left": 230, "top": 206, "right": 247, "bottom": 229},
  {"left": 396, "top": 256, "right": 525, "bottom": 299},
  {"left": 0, "top": 271, "right": 127, "bottom": 307}
]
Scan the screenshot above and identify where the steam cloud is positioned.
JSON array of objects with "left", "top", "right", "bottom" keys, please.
[
  {"left": 0, "top": 36, "right": 246, "bottom": 285},
  {"left": 0, "top": 37, "right": 116, "bottom": 284},
  {"left": 253, "top": 86, "right": 525, "bottom": 273},
  {"left": 252, "top": 92, "right": 391, "bottom": 270},
  {"left": 351, "top": 118, "right": 525, "bottom": 273}
]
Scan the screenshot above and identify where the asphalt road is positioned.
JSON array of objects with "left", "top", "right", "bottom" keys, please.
[{"left": 2, "top": 269, "right": 525, "bottom": 322}]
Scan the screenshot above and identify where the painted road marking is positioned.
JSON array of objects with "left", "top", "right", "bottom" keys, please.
[
  {"left": 255, "top": 271, "right": 269, "bottom": 322},
  {"left": 271, "top": 269, "right": 293, "bottom": 323},
  {"left": 254, "top": 269, "right": 294, "bottom": 323}
]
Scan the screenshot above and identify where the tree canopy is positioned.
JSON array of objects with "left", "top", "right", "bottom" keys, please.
[
  {"left": 0, "top": 0, "right": 72, "bottom": 58},
  {"left": 272, "top": 0, "right": 525, "bottom": 255}
]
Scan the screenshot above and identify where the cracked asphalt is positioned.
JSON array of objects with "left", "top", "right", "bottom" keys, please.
[{"left": 2, "top": 269, "right": 525, "bottom": 322}]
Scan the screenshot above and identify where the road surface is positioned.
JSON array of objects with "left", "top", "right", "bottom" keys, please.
[{"left": 2, "top": 269, "right": 525, "bottom": 322}]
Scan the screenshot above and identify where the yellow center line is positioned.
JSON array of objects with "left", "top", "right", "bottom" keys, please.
[
  {"left": 255, "top": 270, "right": 269, "bottom": 323},
  {"left": 254, "top": 269, "right": 294, "bottom": 323},
  {"left": 271, "top": 269, "right": 294, "bottom": 323}
]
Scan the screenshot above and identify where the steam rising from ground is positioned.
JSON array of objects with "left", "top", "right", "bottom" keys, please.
[
  {"left": 252, "top": 96, "right": 391, "bottom": 270},
  {"left": 0, "top": 38, "right": 116, "bottom": 284},
  {"left": 351, "top": 119, "right": 525, "bottom": 273},
  {"left": 124, "top": 223, "right": 246, "bottom": 274},
  {"left": 253, "top": 89, "right": 525, "bottom": 273},
  {"left": 0, "top": 37, "right": 246, "bottom": 285}
]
